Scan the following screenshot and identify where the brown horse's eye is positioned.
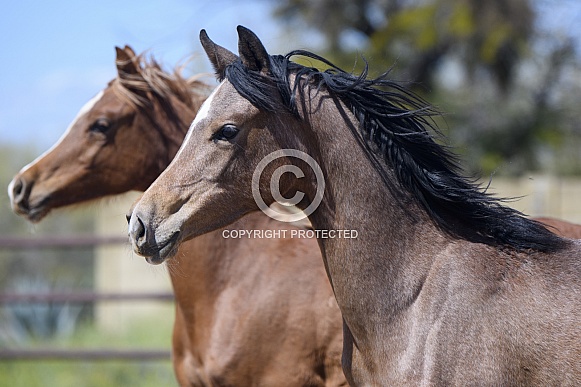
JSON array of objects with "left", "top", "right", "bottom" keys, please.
[
  {"left": 213, "top": 124, "right": 239, "bottom": 142},
  {"left": 90, "top": 118, "right": 111, "bottom": 133}
]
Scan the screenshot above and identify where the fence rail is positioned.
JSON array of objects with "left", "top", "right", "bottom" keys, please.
[
  {"left": 0, "top": 348, "right": 171, "bottom": 361},
  {"left": 0, "top": 234, "right": 173, "bottom": 362},
  {"left": 0, "top": 235, "right": 128, "bottom": 249},
  {"left": 0, "top": 291, "right": 174, "bottom": 303}
]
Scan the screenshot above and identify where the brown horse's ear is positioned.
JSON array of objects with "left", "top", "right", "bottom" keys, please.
[
  {"left": 123, "top": 45, "right": 137, "bottom": 57},
  {"left": 200, "top": 29, "right": 238, "bottom": 81},
  {"left": 115, "top": 46, "right": 149, "bottom": 105},
  {"left": 237, "top": 25, "right": 270, "bottom": 75},
  {"left": 115, "top": 46, "right": 141, "bottom": 78}
]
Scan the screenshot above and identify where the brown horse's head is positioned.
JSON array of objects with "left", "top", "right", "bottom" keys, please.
[{"left": 9, "top": 46, "right": 208, "bottom": 222}]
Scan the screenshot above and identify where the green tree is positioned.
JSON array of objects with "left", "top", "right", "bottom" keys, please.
[
  {"left": 273, "top": 0, "right": 581, "bottom": 176},
  {"left": 275, "top": 0, "right": 534, "bottom": 89}
]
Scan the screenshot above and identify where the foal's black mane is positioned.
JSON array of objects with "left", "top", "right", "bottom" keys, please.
[{"left": 224, "top": 52, "right": 567, "bottom": 253}]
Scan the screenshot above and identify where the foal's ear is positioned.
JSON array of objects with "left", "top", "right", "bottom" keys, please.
[
  {"left": 237, "top": 25, "right": 271, "bottom": 75},
  {"left": 115, "top": 46, "right": 141, "bottom": 77},
  {"left": 200, "top": 29, "right": 238, "bottom": 81}
]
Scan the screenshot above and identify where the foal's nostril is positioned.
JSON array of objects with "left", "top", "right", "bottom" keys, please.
[
  {"left": 134, "top": 215, "right": 147, "bottom": 243},
  {"left": 129, "top": 212, "right": 160, "bottom": 255}
]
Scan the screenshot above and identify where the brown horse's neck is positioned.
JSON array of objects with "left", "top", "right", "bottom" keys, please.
[
  {"left": 167, "top": 231, "right": 225, "bottom": 301},
  {"left": 166, "top": 213, "right": 296, "bottom": 360},
  {"left": 302, "top": 95, "right": 448, "bottom": 350},
  {"left": 147, "top": 93, "right": 199, "bottom": 161},
  {"left": 133, "top": 89, "right": 206, "bottom": 192}
]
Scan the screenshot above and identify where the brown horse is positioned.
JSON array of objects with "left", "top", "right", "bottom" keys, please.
[
  {"left": 537, "top": 217, "right": 581, "bottom": 239},
  {"left": 128, "top": 27, "right": 581, "bottom": 386},
  {"left": 9, "top": 46, "right": 346, "bottom": 387}
]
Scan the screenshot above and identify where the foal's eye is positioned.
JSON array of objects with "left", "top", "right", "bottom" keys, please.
[
  {"left": 213, "top": 124, "right": 239, "bottom": 142},
  {"left": 90, "top": 118, "right": 111, "bottom": 133}
]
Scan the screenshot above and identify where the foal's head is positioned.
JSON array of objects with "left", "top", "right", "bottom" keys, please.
[
  {"left": 128, "top": 27, "right": 318, "bottom": 263},
  {"left": 9, "top": 46, "right": 208, "bottom": 222}
]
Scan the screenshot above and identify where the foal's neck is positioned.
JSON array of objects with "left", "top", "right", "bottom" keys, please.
[{"left": 304, "top": 96, "right": 447, "bottom": 339}]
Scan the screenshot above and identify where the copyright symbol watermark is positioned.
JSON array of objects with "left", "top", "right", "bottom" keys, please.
[{"left": 252, "top": 149, "right": 325, "bottom": 222}]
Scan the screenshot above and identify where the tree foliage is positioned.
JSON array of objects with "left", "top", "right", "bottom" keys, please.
[{"left": 273, "top": 0, "right": 581, "bottom": 176}]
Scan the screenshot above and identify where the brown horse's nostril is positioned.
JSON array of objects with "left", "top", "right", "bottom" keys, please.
[
  {"left": 13, "top": 178, "right": 23, "bottom": 196},
  {"left": 10, "top": 176, "right": 30, "bottom": 210}
]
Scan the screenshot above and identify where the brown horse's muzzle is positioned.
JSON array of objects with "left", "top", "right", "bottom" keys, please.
[{"left": 8, "top": 172, "right": 50, "bottom": 223}]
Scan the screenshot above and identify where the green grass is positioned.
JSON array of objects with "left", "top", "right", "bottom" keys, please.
[
  {"left": 0, "top": 361, "right": 176, "bottom": 387},
  {"left": 0, "top": 314, "right": 178, "bottom": 387}
]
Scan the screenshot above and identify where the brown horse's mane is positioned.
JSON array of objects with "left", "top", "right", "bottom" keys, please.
[{"left": 114, "top": 52, "right": 213, "bottom": 109}]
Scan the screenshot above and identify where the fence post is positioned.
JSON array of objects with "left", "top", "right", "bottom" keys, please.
[{"left": 94, "top": 192, "right": 174, "bottom": 333}]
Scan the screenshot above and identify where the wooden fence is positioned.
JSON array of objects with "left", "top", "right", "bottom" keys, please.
[
  {"left": 3, "top": 175, "right": 581, "bottom": 361},
  {"left": 0, "top": 235, "right": 173, "bottom": 361}
]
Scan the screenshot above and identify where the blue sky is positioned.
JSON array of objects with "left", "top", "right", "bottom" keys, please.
[
  {"left": 2, "top": 1, "right": 581, "bottom": 152},
  {"left": 0, "top": 0, "right": 291, "bottom": 150}
]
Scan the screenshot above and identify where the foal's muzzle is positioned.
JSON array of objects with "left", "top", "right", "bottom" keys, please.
[{"left": 127, "top": 209, "right": 180, "bottom": 265}]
